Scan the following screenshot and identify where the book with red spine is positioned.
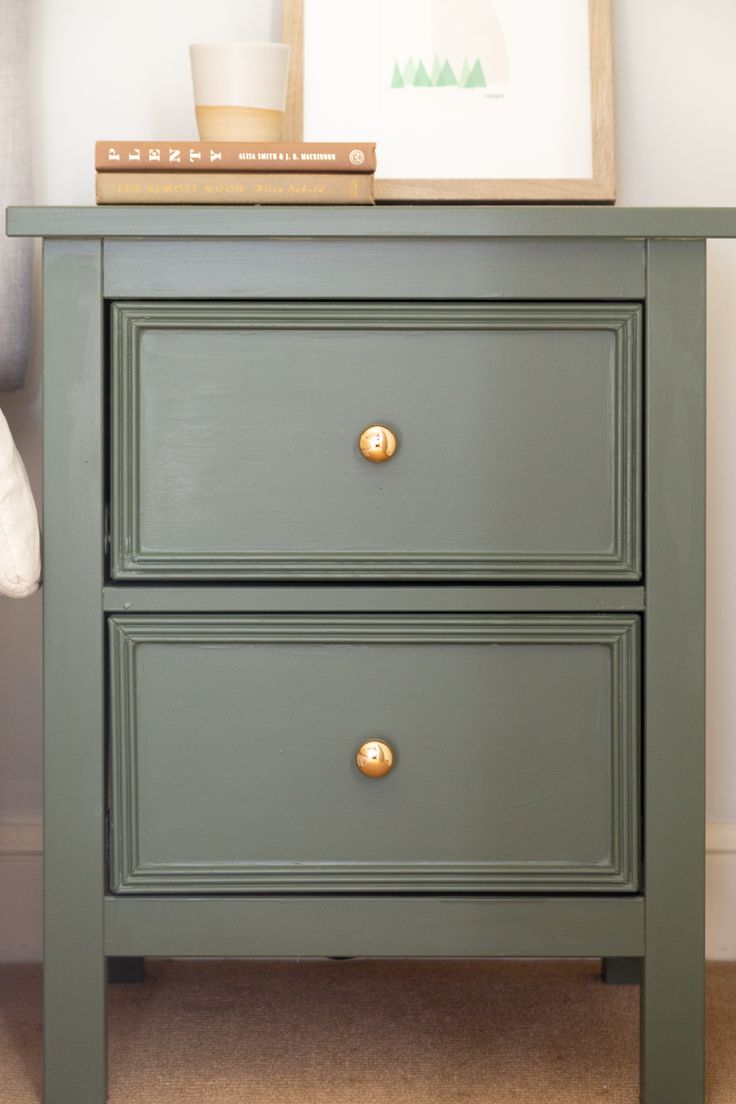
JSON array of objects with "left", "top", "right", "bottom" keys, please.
[{"left": 96, "top": 140, "right": 376, "bottom": 173}]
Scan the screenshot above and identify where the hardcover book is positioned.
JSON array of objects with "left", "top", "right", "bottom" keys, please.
[
  {"left": 95, "top": 171, "right": 376, "bottom": 205},
  {"left": 96, "top": 141, "right": 377, "bottom": 173}
]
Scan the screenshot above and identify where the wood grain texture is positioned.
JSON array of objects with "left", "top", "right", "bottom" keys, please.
[
  {"left": 589, "top": 0, "right": 616, "bottom": 202},
  {"left": 103, "top": 895, "right": 645, "bottom": 958},
  {"left": 110, "top": 301, "right": 641, "bottom": 582},
  {"left": 281, "top": 0, "right": 615, "bottom": 203},
  {"left": 108, "top": 614, "right": 639, "bottom": 895},
  {"left": 281, "top": 0, "right": 303, "bottom": 144},
  {"left": 42, "top": 240, "right": 106, "bottom": 1102}
]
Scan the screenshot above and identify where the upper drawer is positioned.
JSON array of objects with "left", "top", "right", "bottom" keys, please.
[{"left": 110, "top": 302, "right": 641, "bottom": 582}]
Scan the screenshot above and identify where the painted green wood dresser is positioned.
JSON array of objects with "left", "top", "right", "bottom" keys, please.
[{"left": 7, "top": 205, "right": 727, "bottom": 1102}]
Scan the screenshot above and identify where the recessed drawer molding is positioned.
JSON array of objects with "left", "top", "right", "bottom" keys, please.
[
  {"left": 110, "top": 302, "right": 642, "bottom": 581},
  {"left": 108, "top": 613, "right": 640, "bottom": 895}
]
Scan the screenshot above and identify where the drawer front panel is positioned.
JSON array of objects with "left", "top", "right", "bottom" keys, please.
[
  {"left": 108, "top": 614, "right": 640, "bottom": 894},
  {"left": 110, "top": 302, "right": 641, "bottom": 581}
]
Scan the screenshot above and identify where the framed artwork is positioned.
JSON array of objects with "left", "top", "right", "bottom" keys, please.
[{"left": 282, "top": 0, "right": 615, "bottom": 203}]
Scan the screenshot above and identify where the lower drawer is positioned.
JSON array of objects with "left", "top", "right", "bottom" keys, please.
[{"left": 107, "top": 614, "right": 639, "bottom": 894}]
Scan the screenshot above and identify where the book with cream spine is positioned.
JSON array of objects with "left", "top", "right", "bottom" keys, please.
[{"left": 95, "top": 172, "right": 375, "bottom": 205}]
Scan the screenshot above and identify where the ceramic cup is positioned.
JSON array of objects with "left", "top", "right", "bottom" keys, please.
[{"left": 189, "top": 41, "right": 291, "bottom": 142}]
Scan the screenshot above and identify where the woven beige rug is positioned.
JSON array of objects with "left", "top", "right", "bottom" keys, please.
[{"left": 2, "top": 959, "right": 736, "bottom": 1102}]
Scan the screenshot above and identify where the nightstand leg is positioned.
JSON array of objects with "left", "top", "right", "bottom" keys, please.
[
  {"left": 108, "top": 956, "right": 146, "bottom": 983},
  {"left": 43, "top": 239, "right": 107, "bottom": 1104},
  {"left": 640, "top": 239, "right": 706, "bottom": 1104},
  {"left": 44, "top": 945, "right": 107, "bottom": 1104},
  {"left": 601, "top": 957, "right": 641, "bottom": 985},
  {"left": 641, "top": 946, "right": 704, "bottom": 1104}
]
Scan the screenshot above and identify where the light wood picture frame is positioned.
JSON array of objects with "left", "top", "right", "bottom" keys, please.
[{"left": 282, "top": 0, "right": 615, "bottom": 203}]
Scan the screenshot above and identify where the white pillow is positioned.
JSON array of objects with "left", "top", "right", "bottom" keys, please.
[{"left": 0, "top": 406, "right": 40, "bottom": 598}]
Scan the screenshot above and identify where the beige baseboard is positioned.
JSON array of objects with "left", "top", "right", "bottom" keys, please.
[
  {"left": 0, "top": 819, "right": 42, "bottom": 962},
  {"left": 0, "top": 818, "right": 42, "bottom": 859},
  {"left": 706, "top": 821, "right": 736, "bottom": 960}
]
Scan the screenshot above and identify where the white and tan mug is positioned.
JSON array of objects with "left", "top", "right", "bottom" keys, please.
[{"left": 189, "top": 41, "right": 291, "bottom": 142}]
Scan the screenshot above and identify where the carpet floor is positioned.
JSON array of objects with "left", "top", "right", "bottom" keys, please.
[{"left": 2, "top": 958, "right": 736, "bottom": 1102}]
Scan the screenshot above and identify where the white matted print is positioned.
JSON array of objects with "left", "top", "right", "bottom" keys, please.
[{"left": 284, "top": 0, "right": 614, "bottom": 202}]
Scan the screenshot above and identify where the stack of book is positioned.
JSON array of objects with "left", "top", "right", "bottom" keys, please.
[{"left": 95, "top": 141, "right": 377, "bottom": 205}]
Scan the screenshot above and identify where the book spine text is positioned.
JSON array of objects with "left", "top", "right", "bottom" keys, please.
[
  {"left": 96, "top": 141, "right": 376, "bottom": 173},
  {"left": 95, "top": 172, "right": 376, "bottom": 205}
]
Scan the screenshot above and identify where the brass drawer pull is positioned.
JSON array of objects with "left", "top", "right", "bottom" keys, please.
[
  {"left": 358, "top": 424, "right": 397, "bottom": 463},
  {"left": 355, "top": 739, "right": 395, "bottom": 778}
]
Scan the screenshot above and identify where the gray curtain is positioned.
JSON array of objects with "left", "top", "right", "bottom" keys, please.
[{"left": 0, "top": 0, "right": 32, "bottom": 389}]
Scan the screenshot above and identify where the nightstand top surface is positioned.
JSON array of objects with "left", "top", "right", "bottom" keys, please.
[{"left": 7, "top": 204, "right": 736, "bottom": 239}]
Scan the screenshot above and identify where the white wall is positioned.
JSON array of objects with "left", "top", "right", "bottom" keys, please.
[{"left": 2, "top": 0, "right": 736, "bottom": 959}]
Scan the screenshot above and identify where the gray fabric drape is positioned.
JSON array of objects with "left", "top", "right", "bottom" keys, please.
[{"left": 0, "top": 0, "right": 32, "bottom": 389}]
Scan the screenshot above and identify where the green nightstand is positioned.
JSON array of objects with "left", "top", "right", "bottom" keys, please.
[{"left": 6, "top": 204, "right": 719, "bottom": 1103}]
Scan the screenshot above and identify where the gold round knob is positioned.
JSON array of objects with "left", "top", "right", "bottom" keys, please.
[
  {"left": 358, "top": 425, "right": 397, "bottom": 463},
  {"left": 355, "top": 739, "right": 395, "bottom": 778}
]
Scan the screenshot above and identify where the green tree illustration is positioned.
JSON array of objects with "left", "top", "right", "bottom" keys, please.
[
  {"left": 413, "top": 60, "right": 432, "bottom": 86},
  {"left": 436, "top": 59, "right": 458, "bottom": 87},
  {"left": 460, "top": 57, "right": 470, "bottom": 86},
  {"left": 431, "top": 54, "right": 442, "bottom": 85},
  {"left": 391, "top": 62, "right": 405, "bottom": 88},
  {"left": 402, "top": 57, "right": 417, "bottom": 85},
  {"left": 464, "top": 57, "right": 487, "bottom": 88}
]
